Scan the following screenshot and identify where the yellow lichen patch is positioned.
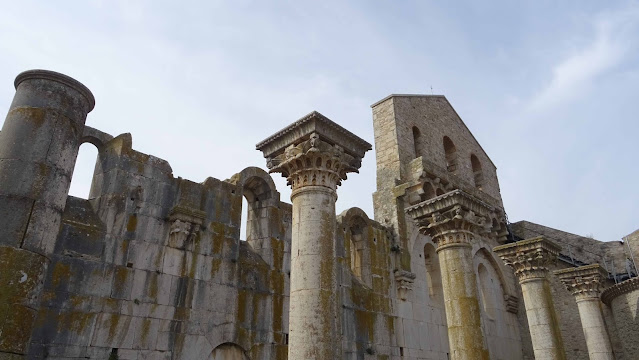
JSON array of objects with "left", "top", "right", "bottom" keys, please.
[
  {"left": 126, "top": 214, "right": 138, "bottom": 232},
  {"left": 52, "top": 262, "right": 72, "bottom": 289},
  {"left": 140, "top": 318, "right": 151, "bottom": 345}
]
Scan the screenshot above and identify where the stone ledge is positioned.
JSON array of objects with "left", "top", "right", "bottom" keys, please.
[{"left": 601, "top": 276, "right": 639, "bottom": 305}]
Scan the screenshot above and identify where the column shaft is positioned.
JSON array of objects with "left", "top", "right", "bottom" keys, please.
[
  {"left": 0, "top": 70, "right": 94, "bottom": 357},
  {"left": 520, "top": 278, "right": 566, "bottom": 360},
  {"left": 576, "top": 298, "right": 613, "bottom": 360},
  {"left": 437, "top": 241, "right": 489, "bottom": 360},
  {"left": 289, "top": 186, "right": 339, "bottom": 359}
]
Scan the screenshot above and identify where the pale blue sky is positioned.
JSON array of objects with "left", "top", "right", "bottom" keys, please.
[{"left": 1, "top": 1, "right": 637, "bottom": 241}]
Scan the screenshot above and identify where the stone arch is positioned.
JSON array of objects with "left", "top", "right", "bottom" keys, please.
[
  {"left": 472, "top": 247, "right": 514, "bottom": 296},
  {"left": 339, "top": 207, "right": 373, "bottom": 286},
  {"left": 424, "top": 242, "right": 444, "bottom": 306},
  {"left": 412, "top": 126, "right": 423, "bottom": 159},
  {"left": 423, "top": 182, "right": 436, "bottom": 200},
  {"left": 211, "top": 343, "right": 250, "bottom": 360},
  {"left": 470, "top": 153, "right": 483, "bottom": 189},
  {"left": 443, "top": 136, "right": 457, "bottom": 173}
]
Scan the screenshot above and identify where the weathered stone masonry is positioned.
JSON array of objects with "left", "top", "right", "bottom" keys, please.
[{"left": 1, "top": 72, "right": 638, "bottom": 360}]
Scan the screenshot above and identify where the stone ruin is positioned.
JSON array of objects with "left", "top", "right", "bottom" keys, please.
[{"left": 0, "top": 69, "right": 638, "bottom": 359}]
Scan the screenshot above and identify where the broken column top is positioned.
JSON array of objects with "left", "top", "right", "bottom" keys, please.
[
  {"left": 255, "top": 111, "right": 371, "bottom": 160},
  {"left": 14, "top": 69, "right": 95, "bottom": 111}
]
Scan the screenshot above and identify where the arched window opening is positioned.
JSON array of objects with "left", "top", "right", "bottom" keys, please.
[
  {"left": 424, "top": 243, "right": 444, "bottom": 306},
  {"left": 435, "top": 188, "right": 445, "bottom": 196},
  {"left": 240, "top": 197, "right": 249, "bottom": 241},
  {"left": 443, "top": 136, "right": 457, "bottom": 173},
  {"left": 477, "top": 264, "right": 496, "bottom": 320},
  {"left": 348, "top": 217, "right": 370, "bottom": 286},
  {"left": 240, "top": 176, "right": 273, "bottom": 243},
  {"left": 350, "top": 222, "right": 364, "bottom": 279},
  {"left": 69, "top": 143, "right": 99, "bottom": 199},
  {"left": 423, "top": 183, "right": 435, "bottom": 200},
  {"left": 211, "top": 343, "right": 249, "bottom": 360},
  {"left": 412, "top": 126, "right": 423, "bottom": 159},
  {"left": 471, "top": 154, "right": 484, "bottom": 189}
]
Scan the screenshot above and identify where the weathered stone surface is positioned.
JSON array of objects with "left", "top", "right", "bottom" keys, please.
[{"left": 0, "top": 71, "right": 637, "bottom": 360}]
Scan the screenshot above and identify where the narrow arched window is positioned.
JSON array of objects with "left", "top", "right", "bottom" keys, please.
[
  {"left": 443, "top": 136, "right": 457, "bottom": 173},
  {"left": 470, "top": 154, "right": 483, "bottom": 189},
  {"left": 424, "top": 243, "right": 443, "bottom": 305},
  {"left": 423, "top": 183, "right": 435, "bottom": 200},
  {"left": 68, "top": 143, "right": 99, "bottom": 199},
  {"left": 412, "top": 126, "right": 423, "bottom": 159},
  {"left": 478, "top": 263, "right": 496, "bottom": 320}
]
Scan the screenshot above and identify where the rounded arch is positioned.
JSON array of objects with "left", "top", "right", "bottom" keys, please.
[
  {"left": 424, "top": 242, "right": 444, "bottom": 305},
  {"left": 472, "top": 247, "right": 513, "bottom": 295},
  {"left": 470, "top": 153, "right": 483, "bottom": 188},
  {"left": 69, "top": 142, "right": 99, "bottom": 199},
  {"left": 443, "top": 136, "right": 457, "bottom": 173},
  {"left": 211, "top": 343, "right": 250, "bottom": 360},
  {"left": 231, "top": 167, "right": 279, "bottom": 204},
  {"left": 338, "top": 207, "right": 372, "bottom": 286},
  {"left": 423, "top": 182, "right": 435, "bottom": 200},
  {"left": 412, "top": 126, "right": 423, "bottom": 159}
]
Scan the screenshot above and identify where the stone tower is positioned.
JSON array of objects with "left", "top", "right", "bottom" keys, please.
[{"left": 0, "top": 70, "right": 95, "bottom": 357}]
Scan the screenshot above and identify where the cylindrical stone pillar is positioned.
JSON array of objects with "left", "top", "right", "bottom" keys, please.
[
  {"left": 257, "top": 113, "right": 371, "bottom": 359},
  {"left": 494, "top": 236, "right": 566, "bottom": 360},
  {"left": 0, "top": 70, "right": 94, "bottom": 357},
  {"left": 556, "top": 265, "right": 614, "bottom": 360},
  {"left": 436, "top": 231, "right": 489, "bottom": 360},
  {"left": 405, "top": 190, "right": 495, "bottom": 360},
  {"left": 289, "top": 185, "right": 339, "bottom": 359}
]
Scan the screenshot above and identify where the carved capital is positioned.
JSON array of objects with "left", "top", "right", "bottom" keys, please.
[
  {"left": 555, "top": 264, "right": 608, "bottom": 301},
  {"left": 493, "top": 236, "right": 561, "bottom": 283},
  {"left": 266, "top": 132, "right": 362, "bottom": 191},
  {"left": 394, "top": 270, "right": 416, "bottom": 301},
  {"left": 256, "top": 111, "right": 370, "bottom": 192},
  {"left": 405, "top": 190, "right": 496, "bottom": 250},
  {"left": 168, "top": 205, "right": 206, "bottom": 250}
]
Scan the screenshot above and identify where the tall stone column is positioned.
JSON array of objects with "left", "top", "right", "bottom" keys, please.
[
  {"left": 257, "top": 111, "right": 371, "bottom": 359},
  {"left": 494, "top": 236, "right": 566, "bottom": 360},
  {"left": 0, "top": 70, "right": 95, "bottom": 357},
  {"left": 555, "top": 264, "right": 614, "bottom": 360},
  {"left": 406, "top": 190, "right": 496, "bottom": 360}
]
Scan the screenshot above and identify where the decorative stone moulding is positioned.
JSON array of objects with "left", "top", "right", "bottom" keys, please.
[
  {"left": 601, "top": 276, "right": 639, "bottom": 306},
  {"left": 504, "top": 294, "right": 519, "bottom": 313},
  {"left": 493, "top": 236, "right": 561, "bottom": 283},
  {"left": 405, "top": 189, "right": 497, "bottom": 248},
  {"left": 256, "top": 111, "right": 371, "bottom": 192},
  {"left": 394, "top": 269, "right": 416, "bottom": 301},
  {"left": 168, "top": 205, "right": 206, "bottom": 250},
  {"left": 555, "top": 264, "right": 608, "bottom": 301}
]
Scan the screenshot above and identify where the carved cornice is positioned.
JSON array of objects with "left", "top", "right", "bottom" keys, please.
[
  {"left": 405, "top": 190, "right": 496, "bottom": 249},
  {"left": 256, "top": 111, "right": 371, "bottom": 160},
  {"left": 493, "top": 236, "right": 561, "bottom": 283},
  {"left": 555, "top": 264, "right": 608, "bottom": 301},
  {"left": 601, "top": 276, "right": 639, "bottom": 306},
  {"left": 394, "top": 269, "right": 416, "bottom": 301}
]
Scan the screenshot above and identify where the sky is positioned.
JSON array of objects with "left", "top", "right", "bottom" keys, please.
[{"left": 0, "top": 1, "right": 637, "bottom": 242}]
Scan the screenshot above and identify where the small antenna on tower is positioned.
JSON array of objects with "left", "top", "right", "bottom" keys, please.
[{"left": 430, "top": 85, "right": 434, "bottom": 95}]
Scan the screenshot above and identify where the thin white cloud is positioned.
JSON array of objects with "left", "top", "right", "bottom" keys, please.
[{"left": 529, "top": 5, "right": 639, "bottom": 111}]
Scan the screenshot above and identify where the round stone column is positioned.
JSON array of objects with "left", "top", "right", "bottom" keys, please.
[
  {"left": 257, "top": 112, "right": 371, "bottom": 359},
  {"left": 0, "top": 70, "right": 94, "bottom": 357},
  {"left": 406, "top": 190, "right": 497, "bottom": 360},
  {"left": 556, "top": 264, "right": 613, "bottom": 360},
  {"left": 494, "top": 237, "right": 566, "bottom": 360}
]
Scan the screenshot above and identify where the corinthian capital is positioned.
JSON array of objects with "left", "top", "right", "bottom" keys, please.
[
  {"left": 256, "top": 111, "right": 371, "bottom": 192},
  {"left": 555, "top": 264, "right": 608, "bottom": 301},
  {"left": 405, "top": 190, "right": 497, "bottom": 249},
  {"left": 493, "top": 236, "right": 561, "bottom": 283}
]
